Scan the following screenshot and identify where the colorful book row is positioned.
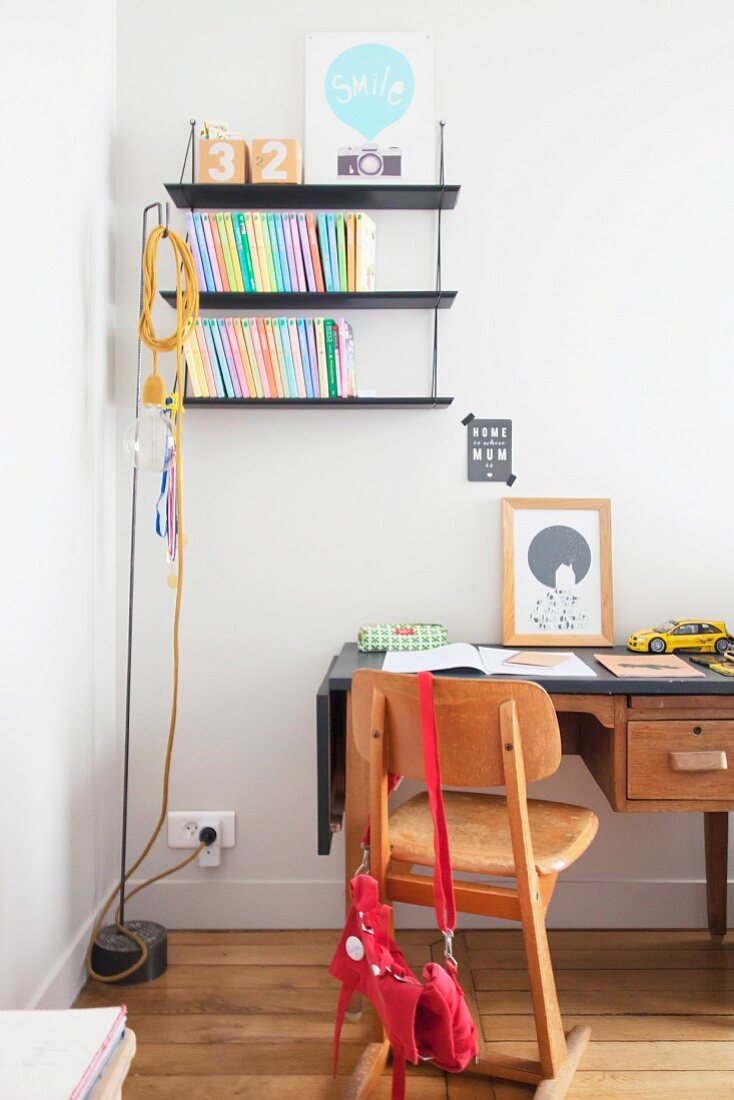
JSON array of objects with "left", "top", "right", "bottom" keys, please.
[
  {"left": 185, "top": 210, "right": 376, "bottom": 295},
  {"left": 183, "top": 316, "right": 355, "bottom": 400}
]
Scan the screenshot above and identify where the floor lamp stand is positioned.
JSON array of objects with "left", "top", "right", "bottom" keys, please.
[{"left": 90, "top": 202, "right": 169, "bottom": 984}]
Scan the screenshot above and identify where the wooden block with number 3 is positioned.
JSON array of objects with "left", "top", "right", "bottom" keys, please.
[
  {"left": 198, "top": 139, "right": 249, "bottom": 184},
  {"left": 252, "top": 138, "right": 302, "bottom": 184}
]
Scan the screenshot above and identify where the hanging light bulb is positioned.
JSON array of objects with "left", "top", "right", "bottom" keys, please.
[
  {"left": 123, "top": 372, "right": 175, "bottom": 472},
  {"left": 123, "top": 408, "right": 175, "bottom": 471}
]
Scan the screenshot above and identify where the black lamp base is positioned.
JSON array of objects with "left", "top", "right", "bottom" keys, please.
[{"left": 91, "top": 920, "right": 167, "bottom": 984}]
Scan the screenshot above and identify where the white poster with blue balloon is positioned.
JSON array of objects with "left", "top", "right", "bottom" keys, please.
[{"left": 304, "top": 32, "right": 435, "bottom": 184}]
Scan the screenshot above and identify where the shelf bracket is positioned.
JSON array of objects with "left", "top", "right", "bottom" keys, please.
[
  {"left": 179, "top": 119, "right": 197, "bottom": 185},
  {"left": 431, "top": 120, "right": 447, "bottom": 406}
]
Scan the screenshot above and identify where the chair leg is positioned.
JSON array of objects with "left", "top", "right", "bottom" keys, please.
[
  {"left": 449, "top": 930, "right": 588, "bottom": 1098},
  {"left": 339, "top": 1039, "right": 391, "bottom": 1100},
  {"left": 459, "top": 1026, "right": 590, "bottom": 1100},
  {"left": 336, "top": 1001, "right": 390, "bottom": 1100},
  {"left": 443, "top": 936, "right": 544, "bottom": 1088},
  {"left": 434, "top": 882, "right": 579, "bottom": 1093},
  {"left": 340, "top": 696, "right": 393, "bottom": 1100},
  {"left": 499, "top": 703, "right": 569, "bottom": 1081},
  {"left": 517, "top": 873, "right": 567, "bottom": 1077},
  {"left": 532, "top": 1026, "right": 590, "bottom": 1100}
]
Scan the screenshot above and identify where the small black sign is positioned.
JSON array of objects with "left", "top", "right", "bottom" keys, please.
[{"left": 467, "top": 419, "right": 512, "bottom": 482}]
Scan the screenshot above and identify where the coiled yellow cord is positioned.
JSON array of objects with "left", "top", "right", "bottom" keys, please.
[{"left": 85, "top": 225, "right": 199, "bottom": 982}]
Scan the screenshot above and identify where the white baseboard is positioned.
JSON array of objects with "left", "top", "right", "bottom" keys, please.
[
  {"left": 28, "top": 884, "right": 117, "bottom": 1009},
  {"left": 31, "top": 875, "right": 730, "bottom": 1010},
  {"left": 124, "top": 877, "right": 734, "bottom": 930}
]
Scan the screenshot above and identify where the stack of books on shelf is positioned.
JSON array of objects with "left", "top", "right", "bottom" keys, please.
[
  {"left": 185, "top": 210, "right": 376, "bottom": 293},
  {"left": 184, "top": 316, "right": 355, "bottom": 400}
]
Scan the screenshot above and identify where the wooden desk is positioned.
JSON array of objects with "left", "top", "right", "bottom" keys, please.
[{"left": 317, "top": 644, "right": 734, "bottom": 936}]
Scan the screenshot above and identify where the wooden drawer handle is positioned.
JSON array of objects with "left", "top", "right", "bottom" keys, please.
[{"left": 669, "top": 751, "right": 728, "bottom": 773}]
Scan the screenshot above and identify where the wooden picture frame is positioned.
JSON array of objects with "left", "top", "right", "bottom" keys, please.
[{"left": 502, "top": 498, "right": 614, "bottom": 647}]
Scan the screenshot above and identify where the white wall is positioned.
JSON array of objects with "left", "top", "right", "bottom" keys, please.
[
  {"left": 116, "top": 0, "right": 734, "bottom": 929},
  {"left": 0, "top": 2, "right": 118, "bottom": 1005}
]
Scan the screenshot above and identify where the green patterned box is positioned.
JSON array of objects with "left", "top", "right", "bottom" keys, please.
[{"left": 357, "top": 623, "right": 449, "bottom": 653}]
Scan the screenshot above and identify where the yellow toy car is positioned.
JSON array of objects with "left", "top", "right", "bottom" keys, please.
[{"left": 628, "top": 619, "right": 732, "bottom": 655}]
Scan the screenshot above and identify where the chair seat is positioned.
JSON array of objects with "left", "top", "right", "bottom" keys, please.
[{"left": 389, "top": 790, "right": 598, "bottom": 877}]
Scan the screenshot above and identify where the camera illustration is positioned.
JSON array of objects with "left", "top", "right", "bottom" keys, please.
[{"left": 337, "top": 144, "right": 402, "bottom": 178}]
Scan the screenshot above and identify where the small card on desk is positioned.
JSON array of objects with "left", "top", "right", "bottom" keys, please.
[
  {"left": 594, "top": 653, "right": 705, "bottom": 678},
  {"left": 504, "top": 652, "right": 569, "bottom": 668}
]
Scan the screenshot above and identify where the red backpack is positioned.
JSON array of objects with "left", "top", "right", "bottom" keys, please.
[{"left": 330, "top": 671, "right": 478, "bottom": 1099}]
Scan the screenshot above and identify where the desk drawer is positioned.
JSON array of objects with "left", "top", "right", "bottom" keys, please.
[
  {"left": 628, "top": 721, "right": 734, "bottom": 799},
  {"left": 628, "top": 696, "right": 734, "bottom": 718}
]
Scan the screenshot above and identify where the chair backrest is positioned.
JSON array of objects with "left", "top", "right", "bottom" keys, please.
[{"left": 351, "top": 670, "right": 561, "bottom": 786}]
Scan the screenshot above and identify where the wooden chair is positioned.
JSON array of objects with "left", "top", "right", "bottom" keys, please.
[{"left": 343, "top": 669, "right": 599, "bottom": 1100}]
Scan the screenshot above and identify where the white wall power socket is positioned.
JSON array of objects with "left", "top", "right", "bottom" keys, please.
[{"left": 167, "top": 811, "right": 235, "bottom": 868}]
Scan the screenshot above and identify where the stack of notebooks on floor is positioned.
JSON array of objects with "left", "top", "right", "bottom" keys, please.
[
  {"left": 184, "top": 316, "right": 356, "bottom": 399},
  {"left": 186, "top": 210, "right": 376, "bottom": 293},
  {"left": 0, "top": 1005, "right": 126, "bottom": 1099}
]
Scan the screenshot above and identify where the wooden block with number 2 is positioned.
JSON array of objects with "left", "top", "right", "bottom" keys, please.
[
  {"left": 252, "top": 139, "right": 302, "bottom": 184},
  {"left": 198, "top": 139, "right": 249, "bottom": 184}
]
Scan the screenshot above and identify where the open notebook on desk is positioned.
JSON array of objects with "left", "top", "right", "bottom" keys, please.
[{"left": 382, "top": 643, "right": 596, "bottom": 678}]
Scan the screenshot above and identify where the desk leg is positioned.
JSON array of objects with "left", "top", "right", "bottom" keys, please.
[
  {"left": 704, "top": 812, "right": 729, "bottom": 939},
  {"left": 344, "top": 693, "right": 370, "bottom": 1018}
]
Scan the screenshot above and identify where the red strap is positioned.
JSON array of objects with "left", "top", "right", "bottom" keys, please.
[
  {"left": 417, "top": 671, "right": 456, "bottom": 934},
  {"left": 391, "top": 1046, "right": 407, "bottom": 1100},
  {"left": 332, "top": 975, "right": 359, "bottom": 1078},
  {"left": 359, "top": 673, "right": 455, "bottom": 931}
]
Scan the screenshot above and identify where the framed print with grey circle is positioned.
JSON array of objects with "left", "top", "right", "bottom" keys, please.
[{"left": 502, "top": 498, "right": 614, "bottom": 646}]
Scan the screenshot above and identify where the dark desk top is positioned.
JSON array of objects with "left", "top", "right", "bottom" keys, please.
[{"left": 328, "top": 643, "right": 734, "bottom": 696}]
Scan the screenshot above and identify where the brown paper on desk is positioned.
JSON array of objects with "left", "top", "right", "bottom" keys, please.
[
  {"left": 504, "top": 652, "right": 569, "bottom": 668},
  {"left": 594, "top": 653, "right": 705, "bottom": 678}
]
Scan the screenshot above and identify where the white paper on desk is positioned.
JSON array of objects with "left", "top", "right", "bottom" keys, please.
[
  {"left": 478, "top": 648, "right": 596, "bottom": 678},
  {"left": 381, "top": 644, "right": 596, "bottom": 678},
  {"left": 382, "top": 643, "right": 487, "bottom": 674}
]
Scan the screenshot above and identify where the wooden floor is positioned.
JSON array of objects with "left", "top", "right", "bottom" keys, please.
[{"left": 75, "top": 928, "right": 734, "bottom": 1098}]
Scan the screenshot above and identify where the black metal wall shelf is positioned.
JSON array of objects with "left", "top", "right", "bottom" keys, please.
[
  {"left": 183, "top": 396, "right": 454, "bottom": 409},
  {"left": 161, "top": 290, "right": 456, "bottom": 311},
  {"left": 165, "top": 182, "right": 460, "bottom": 211},
  {"left": 167, "top": 162, "right": 459, "bottom": 407}
]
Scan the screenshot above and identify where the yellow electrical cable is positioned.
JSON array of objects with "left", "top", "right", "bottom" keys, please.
[{"left": 85, "top": 224, "right": 199, "bottom": 982}]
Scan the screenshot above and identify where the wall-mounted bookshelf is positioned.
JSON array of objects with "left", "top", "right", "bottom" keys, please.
[
  {"left": 183, "top": 396, "right": 453, "bottom": 408},
  {"left": 165, "top": 181, "right": 459, "bottom": 408},
  {"left": 165, "top": 182, "right": 460, "bottom": 211},
  {"left": 161, "top": 290, "right": 456, "bottom": 311}
]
